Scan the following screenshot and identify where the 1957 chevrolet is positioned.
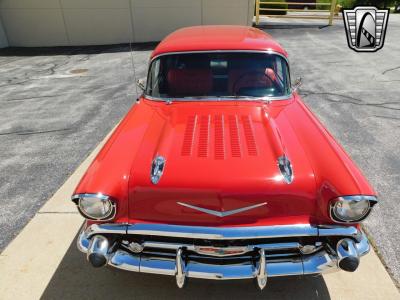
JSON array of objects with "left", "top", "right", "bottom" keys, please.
[{"left": 72, "top": 26, "right": 377, "bottom": 290}]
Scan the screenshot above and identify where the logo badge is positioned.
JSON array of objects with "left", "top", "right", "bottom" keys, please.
[
  {"left": 177, "top": 202, "right": 267, "bottom": 217},
  {"left": 343, "top": 6, "right": 389, "bottom": 52},
  {"left": 194, "top": 246, "right": 249, "bottom": 257}
]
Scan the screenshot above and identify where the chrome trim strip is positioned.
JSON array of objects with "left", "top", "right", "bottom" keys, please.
[
  {"left": 127, "top": 223, "right": 318, "bottom": 240},
  {"left": 145, "top": 50, "right": 293, "bottom": 102},
  {"left": 85, "top": 223, "right": 127, "bottom": 238},
  {"left": 72, "top": 193, "right": 110, "bottom": 201},
  {"left": 151, "top": 50, "right": 289, "bottom": 65},
  {"left": 143, "top": 94, "right": 293, "bottom": 102},
  {"left": 82, "top": 223, "right": 363, "bottom": 241},
  {"left": 317, "top": 225, "right": 359, "bottom": 238},
  {"left": 177, "top": 202, "right": 267, "bottom": 218}
]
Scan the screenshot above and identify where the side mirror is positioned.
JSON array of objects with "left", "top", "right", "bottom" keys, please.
[
  {"left": 292, "top": 77, "right": 302, "bottom": 92},
  {"left": 136, "top": 78, "right": 146, "bottom": 92}
]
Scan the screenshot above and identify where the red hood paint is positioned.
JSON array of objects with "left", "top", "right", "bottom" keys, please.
[{"left": 74, "top": 95, "right": 375, "bottom": 226}]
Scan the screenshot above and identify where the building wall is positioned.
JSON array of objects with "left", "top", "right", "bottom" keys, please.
[
  {"left": 0, "top": 14, "right": 8, "bottom": 48},
  {"left": 0, "top": 0, "right": 255, "bottom": 47}
]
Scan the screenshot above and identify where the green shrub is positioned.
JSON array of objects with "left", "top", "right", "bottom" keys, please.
[
  {"left": 353, "top": 0, "right": 397, "bottom": 8},
  {"left": 316, "top": 0, "right": 332, "bottom": 10},
  {"left": 259, "top": 1, "right": 288, "bottom": 15},
  {"left": 337, "top": 0, "right": 357, "bottom": 9}
]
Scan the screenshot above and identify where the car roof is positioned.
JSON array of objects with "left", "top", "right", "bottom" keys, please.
[{"left": 151, "top": 25, "right": 288, "bottom": 59}]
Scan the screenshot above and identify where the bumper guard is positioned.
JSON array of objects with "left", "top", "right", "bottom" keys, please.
[{"left": 77, "top": 223, "right": 370, "bottom": 289}]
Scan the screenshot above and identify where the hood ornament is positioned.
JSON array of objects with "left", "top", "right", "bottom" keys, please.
[
  {"left": 151, "top": 156, "right": 166, "bottom": 184},
  {"left": 177, "top": 202, "right": 267, "bottom": 217},
  {"left": 278, "top": 156, "right": 294, "bottom": 184}
]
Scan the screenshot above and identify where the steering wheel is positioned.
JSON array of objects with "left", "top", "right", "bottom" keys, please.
[{"left": 232, "top": 70, "right": 283, "bottom": 96}]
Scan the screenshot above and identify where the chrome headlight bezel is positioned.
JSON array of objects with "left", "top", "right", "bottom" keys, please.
[
  {"left": 329, "top": 195, "right": 377, "bottom": 223},
  {"left": 72, "top": 193, "right": 116, "bottom": 221}
]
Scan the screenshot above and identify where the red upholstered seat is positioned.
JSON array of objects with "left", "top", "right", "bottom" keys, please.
[
  {"left": 168, "top": 69, "right": 213, "bottom": 97},
  {"left": 228, "top": 68, "right": 279, "bottom": 95}
]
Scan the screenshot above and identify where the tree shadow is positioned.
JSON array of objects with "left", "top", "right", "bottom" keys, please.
[{"left": 41, "top": 232, "right": 332, "bottom": 300}]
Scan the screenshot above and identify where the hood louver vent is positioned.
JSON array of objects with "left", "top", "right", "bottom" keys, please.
[
  {"left": 241, "top": 115, "right": 258, "bottom": 156},
  {"left": 181, "top": 115, "right": 197, "bottom": 156},
  {"left": 182, "top": 114, "right": 258, "bottom": 159},
  {"left": 214, "top": 115, "right": 225, "bottom": 160},
  {"left": 228, "top": 115, "right": 242, "bottom": 158},
  {"left": 198, "top": 115, "right": 211, "bottom": 157}
]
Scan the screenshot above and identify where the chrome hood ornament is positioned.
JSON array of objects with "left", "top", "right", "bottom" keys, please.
[
  {"left": 151, "top": 156, "right": 166, "bottom": 184},
  {"left": 177, "top": 202, "right": 267, "bottom": 217},
  {"left": 278, "top": 156, "right": 293, "bottom": 184}
]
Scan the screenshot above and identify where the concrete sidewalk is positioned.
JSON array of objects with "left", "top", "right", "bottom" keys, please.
[{"left": 0, "top": 127, "right": 398, "bottom": 300}]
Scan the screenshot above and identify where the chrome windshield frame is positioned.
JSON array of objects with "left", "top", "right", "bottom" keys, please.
[{"left": 144, "top": 50, "right": 293, "bottom": 102}]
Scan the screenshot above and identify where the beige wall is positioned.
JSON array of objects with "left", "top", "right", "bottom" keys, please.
[
  {"left": 0, "top": 0, "right": 255, "bottom": 47},
  {"left": 0, "top": 14, "right": 8, "bottom": 48}
]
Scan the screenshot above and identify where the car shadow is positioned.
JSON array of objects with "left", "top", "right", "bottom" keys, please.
[{"left": 41, "top": 232, "right": 331, "bottom": 300}]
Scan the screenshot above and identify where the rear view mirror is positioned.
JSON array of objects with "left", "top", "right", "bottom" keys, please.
[
  {"left": 292, "top": 77, "right": 302, "bottom": 92},
  {"left": 136, "top": 78, "right": 146, "bottom": 92}
]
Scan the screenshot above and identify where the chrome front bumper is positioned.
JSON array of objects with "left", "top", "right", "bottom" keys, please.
[{"left": 77, "top": 223, "right": 370, "bottom": 289}]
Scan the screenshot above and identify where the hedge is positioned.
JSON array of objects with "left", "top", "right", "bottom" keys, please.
[{"left": 259, "top": 1, "right": 288, "bottom": 15}]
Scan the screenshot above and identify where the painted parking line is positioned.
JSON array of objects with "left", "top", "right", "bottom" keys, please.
[{"left": 0, "top": 126, "right": 399, "bottom": 300}]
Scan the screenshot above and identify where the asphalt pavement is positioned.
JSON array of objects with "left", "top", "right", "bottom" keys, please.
[
  {"left": 0, "top": 44, "right": 152, "bottom": 250},
  {"left": 263, "top": 15, "right": 400, "bottom": 285},
  {"left": 0, "top": 14, "right": 399, "bottom": 288}
]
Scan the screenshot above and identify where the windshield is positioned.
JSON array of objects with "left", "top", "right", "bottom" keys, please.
[{"left": 146, "top": 52, "right": 291, "bottom": 99}]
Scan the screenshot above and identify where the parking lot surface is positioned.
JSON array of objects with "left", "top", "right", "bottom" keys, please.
[
  {"left": 0, "top": 14, "right": 399, "bottom": 292},
  {"left": 271, "top": 16, "right": 400, "bottom": 284},
  {"left": 0, "top": 44, "right": 152, "bottom": 250}
]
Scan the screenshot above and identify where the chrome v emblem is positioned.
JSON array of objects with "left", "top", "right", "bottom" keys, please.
[{"left": 177, "top": 202, "right": 267, "bottom": 217}]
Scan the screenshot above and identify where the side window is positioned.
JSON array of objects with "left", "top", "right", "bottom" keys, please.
[
  {"left": 275, "top": 58, "right": 284, "bottom": 82},
  {"left": 147, "top": 60, "right": 161, "bottom": 96},
  {"left": 275, "top": 57, "right": 290, "bottom": 94}
]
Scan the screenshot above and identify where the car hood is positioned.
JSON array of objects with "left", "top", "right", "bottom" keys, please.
[{"left": 128, "top": 98, "right": 319, "bottom": 226}]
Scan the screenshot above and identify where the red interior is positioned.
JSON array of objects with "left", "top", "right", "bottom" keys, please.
[
  {"left": 228, "top": 68, "right": 278, "bottom": 95},
  {"left": 168, "top": 69, "right": 213, "bottom": 96}
]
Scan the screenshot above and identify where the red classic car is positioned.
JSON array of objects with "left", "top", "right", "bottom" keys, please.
[{"left": 72, "top": 26, "right": 377, "bottom": 290}]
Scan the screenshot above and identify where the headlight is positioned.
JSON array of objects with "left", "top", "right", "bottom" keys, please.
[
  {"left": 72, "top": 193, "right": 116, "bottom": 221},
  {"left": 330, "top": 195, "right": 377, "bottom": 223}
]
